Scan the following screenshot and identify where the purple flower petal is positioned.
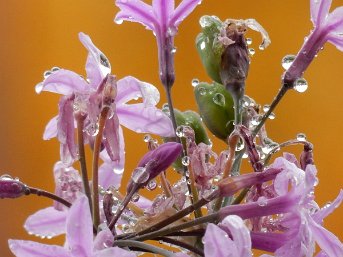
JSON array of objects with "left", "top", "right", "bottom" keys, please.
[
  {"left": 99, "top": 159, "right": 123, "bottom": 190},
  {"left": 43, "top": 116, "right": 58, "bottom": 140},
  {"left": 117, "top": 104, "right": 174, "bottom": 137},
  {"left": 203, "top": 223, "right": 233, "bottom": 257},
  {"left": 66, "top": 196, "right": 93, "bottom": 257},
  {"left": 8, "top": 239, "right": 69, "bottom": 257},
  {"left": 103, "top": 116, "right": 120, "bottom": 162},
  {"left": 79, "top": 32, "right": 110, "bottom": 88},
  {"left": 310, "top": 0, "right": 332, "bottom": 27},
  {"left": 24, "top": 207, "right": 67, "bottom": 238},
  {"left": 116, "top": 76, "right": 160, "bottom": 107},
  {"left": 152, "top": 0, "right": 174, "bottom": 27},
  {"left": 327, "top": 34, "right": 343, "bottom": 51},
  {"left": 170, "top": 0, "right": 201, "bottom": 27},
  {"left": 326, "top": 7, "right": 343, "bottom": 32},
  {"left": 312, "top": 190, "right": 343, "bottom": 224},
  {"left": 93, "top": 227, "right": 114, "bottom": 251},
  {"left": 39, "top": 69, "right": 89, "bottom": 95}
]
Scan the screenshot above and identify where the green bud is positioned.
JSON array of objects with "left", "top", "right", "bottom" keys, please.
[
  {"left": 196, "top": 15, "right": 225, "bottom": 84},
  {"left": 194, "top": 81, "right": 235, "bottom": 141},
  {"left": 162, "top": 107, "right": 211, "bottom": 172}
]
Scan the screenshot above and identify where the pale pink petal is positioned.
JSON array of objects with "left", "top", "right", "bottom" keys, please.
[
  {"left": 94, "top": 247, "right": 136, "bottom": 257},
  {"left": 312, "top": 190, "right": 343, "bottom": 224},
  {"left": 117, "top": 104, "right": 174, "bottom": 137},
  {"left": 39, "top": 69, "right": 89, "bottom": 95},
  {"left": 326, "top": 7, "right": 343, "bottom": 32},
  {"left": 115, "top": 0, "right": 157, "bottom": 30},
  {"left": 170, "top": 0, "right": 201, "bottom": 26},
  {"left": 99, "top": 160, "right": 123, "bottom": 190},
  {"left": 103, "top": 116, "right": 120, "bottom": 162},
  {"left": 79, "top": 32, "right": 110, "bottom": 88},
  {"left": 43, "top": 116, "right": 58, "bottom": 140},
  {"left": 93, "top": 227, "right": 114, "bottom": 251},
  {"left": 327, "top": 34, "right": 343, "bottom": 51},
  {"left": 203, "top": 223, "right": 233, "bottom": 257},
  {"left": 116, "top": 76, "right": 160, "bottom": 107},
  {"left": 66, "top": 196, "right": 93, "bottom": 257},
  {"left": 310, "top": 0, "right": 332, "bottom": 26},
  {"left": 8, "top": 239, "right": 70, "bottom": 257},
  {"left": 24, "top": 207, "right": 67, "bottom": 238},
  {"left": 152, "top": 0, "right": 174, "bottom": 27}
]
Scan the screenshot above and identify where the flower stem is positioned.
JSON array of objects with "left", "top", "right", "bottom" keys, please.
[
  {"left": 26, "top": 187, "right": 71, "bottom": 208},
  {"left": 113, "top": 240, "right": 174, "bottom": 257},
  {"left": 92, "top": 107, "right": 109, "bottom": 228},
  {"left": 154, "top": 237, "right": 204, "bottom": 256},
  {"left": 252, "top": 86, "right": 288, "bottom": 137},
  {"left": 75, "top": 115, "right": 92, "bottom": 215}
]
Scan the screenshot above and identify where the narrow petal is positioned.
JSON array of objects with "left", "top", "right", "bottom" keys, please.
[
  {"left": 203, "top": 223, "right": 233, "bottom": 257},
  {"left": 66, "top": 196, "right": 93, "bottom": 257},
  {"left": 117, "top": 104, "right": 174, "bottom": 137},
  {"left": 327, "top": 33, "right": 343, "bottom": 51},
  {"left": 24, "top": 207, "right": 67, "bottom": 238},
  {"left": 152, "top": 0, "right": 174, "bottom": 28},
  {"left": 326, "top": 7, "right": 343, "bottom": 32},
  {"left": 93, "top": 227, "right": 114, "bottom": 251},
  {"left": 99, "top": 160, "right": 122, "bottom": 190},
  {"left": 103, "top": 116, "right": 120, "bottom": 162},
  {"left": 312, "top": 190, "right": 343, "bottom": 224},
  {"left": 8, "top": 240, "right": 70, "bottom": 257},
  {"left": 116, "top": 76, "right": 160, "bottom": 107},
  {"left": 308, "top": 215, "right": 343, "bottom": 257},
  {"left": 40, "top": 69, "right": 89, "bottom": 95},
  {"left": 43, "top": 116, "right": 58, "bottom": 140},
  {"left": 79, "top": 32, "right": 110, "bottom": 87},
  {"left": 93, "top": 247, "right": 136, "bottom": 257},
  {"left": 115, "top": 0, "right": 158, "bottom": 30},
  {"left": 221, "top": 215, "right": 252, "bottom": 257},
  {"left": 244, "top": 19, "right": 271, "bottom": 50},
  {"left": 170, "top": 0, "right": 201, "bottom": 27},
  {"left": 310, "top": 0, "right": 332, "bottom": 26}
]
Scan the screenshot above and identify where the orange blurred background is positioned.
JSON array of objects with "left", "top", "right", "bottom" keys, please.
[{"left": 0, "top": 0, "right": 342, "bottom": 256}]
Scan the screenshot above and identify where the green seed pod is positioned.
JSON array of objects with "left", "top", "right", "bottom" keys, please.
[
  {"left": 162, "top": 107, "right": 211, "bottom": 172},
  {"left": 196, "top": 15, "right": 225, "bottom": 84},
  {"left": 194, "top": 81, "right": 235, "bottom": 141}
]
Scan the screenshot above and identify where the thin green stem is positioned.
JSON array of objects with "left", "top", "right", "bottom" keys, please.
[
  {"left": 252, "top": 86, "right": 288, "bottom": 138},
  {"left": 27, "top": 187, "right": 71, "bottom": 208},
  {"left": 92, "top": 107, "right": 109, "bottom": 228},
  {"left": 76, "top": 116, "right": 92, "bottom": 215},
  {"left": 113, "top": 240, "right": 174, "bottom": 257}
]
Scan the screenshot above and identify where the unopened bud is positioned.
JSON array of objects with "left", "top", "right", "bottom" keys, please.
[{"left": 0, "top": 175, "right": 27, "bottom": 199}]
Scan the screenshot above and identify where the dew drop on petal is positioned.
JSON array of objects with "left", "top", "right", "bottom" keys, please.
[
  {"left": 43, "top": 70, "right": 52, "bottom": 79},
  {"left": 191, "top": 78, "right": 199, "bottom": 87},
  {"left": 171, "top": 47, "right": 177, "bottom": 54},
  {"left": 293, "top": 78, "right": 308, "bottom": 93},
  {"left": 35, "top": 82, "right": 44, "bottom": 94},
  {"left": 51, "top": 66, "right": 60, "bottom": 72},
  {"left": 115, "top": 19, "right": 123, "bottom": 25},
  {"left": 0, "top": 174, "right": 13, "bottom": 181},
  {"left": 281, "top": 54, "right": 296, "bottom": 70},
  {"left": 296, "top": 133, "right": 306, "bottom": 142},
  {"left": 181, "top": 156, "right": 190, "bottom": 166},
  {"left": 143, "top": 134, "right": 151, "bottom": 142}
]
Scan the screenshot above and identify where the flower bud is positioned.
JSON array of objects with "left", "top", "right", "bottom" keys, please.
[
  {"left": 194, "top": 81, "right": 234, "bottom": 141},
  {"left": 0, "top": 175, "right": 27, "bottom": 199}
]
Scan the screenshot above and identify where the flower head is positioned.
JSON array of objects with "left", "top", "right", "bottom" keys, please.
[
  {"left": 37, "top": 32, "right": 173, "bottom": 169},
  {"left": 9, "top": 196, "right": 135, "bottom": 257},
  {"left": 114, "top": 0, "right": 202, "bottom": 87}
]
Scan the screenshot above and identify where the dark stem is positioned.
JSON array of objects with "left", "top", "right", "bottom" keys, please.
[
  {"left": 231, "top": 187, "right": 251, "bottom": 205},
  {"left": 27, "top": 187, "right": 71, "bottom": 208},
  {"left": 92, "top": 107, "right": 109, "bottom": 228},
  {"left": 252, "top": 86, "right": 288, "bottom": 137},
  {"left": 76, "top": 116, "right": 93, "bottom": 215},
  {"left": 154, "top": 237, "right": 204, "bottom": 256},
  {"left": 113, "top": 240, "right": 174, "bottom": 257},
  {"left": 164, "top": 229, "right": 205, "bottom": 237}
]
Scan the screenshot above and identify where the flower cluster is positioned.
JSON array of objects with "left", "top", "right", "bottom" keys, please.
[{"left": 1, "top": 0, "right": 343, "bottom": 256}]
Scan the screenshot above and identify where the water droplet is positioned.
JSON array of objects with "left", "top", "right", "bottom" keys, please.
[
  {"left": 191, "top": 78, "right": 199, "bottom": 87},
  {"left": 198, "top": 87, "right": 206, "bottom": 95},
  {"left": 0, "top": 174, "right": 13, "bottom": 181},
  {"left": 249, "top": 48, "right": 255, "bottom": 56},
  {"left": 268, "top": 112, "right": 276, "bottom": 120},
  {"left": 181, "top": 156, "right": 190, "bottom": 166},
  {"left": 263, "top": 104, "right": 270, "bottom": 112},
  {"left": 35, "top": 82, "right": 44, "bottom": 94},
  {"left": 242, "top": 152, "right": 248, "bottom": 159},
  {"left": 251, "top": 115, "right": 261, "bottom": 126},
  {"left": 246, "top": 38, "right": 252, "bottom": 45},
  {"left": 235, "top": 141, "right": 244, "bottom": 151},
  {"left": 115, "top": 18, "right": 123, "bottom": 24},
  {"left": 85, "top": 122, "right": 99, "bottom": 136},
  {"left": 212, "top": 93, "right": 225, "bottom": 107},
  {"left": 259, "top": 44, "right": 265, "bottom": 50},
  {"left": 199, "top": 16, "right": 212, "bottom": 28},
  {"left": 281, "top": 54, "right": 296, "bottom": 70},
  {"left": 43, "top": 70, "right": 52, "bottom": 79},
  {"left": 171, "top": 47, "right": 177, "bottom": 54},
  {"left": 131, "top": 167, "right": 149, "bottom": 184},
  {"left": 143, "top": 134, "right": 151, "bottom": 142},
  {"left": 121, "top": 224, "right": 130, "bottom": 233},
  {"left": 296, "top": 133, "right": 306, "bottom": 142},
  {"left": 200, "top": 41, "right": 206, "bottom": 50},
  {"left": 131, "top": 193, "right": 140, "bottom": 202},
  {"left": 51, "top": 67, "right": 60, "bottom": 72},
  {"left": 293, "top": 78, "right": 308, "bottom": 93},
  {"left": 147, "top": 179, "right": 157, "bottom": 191},
  {"left": 176, "top": 126, "right": 185, "bottom": 138},
  {"left": 99, "top": 53, "right": 111, "bottom": 74}
]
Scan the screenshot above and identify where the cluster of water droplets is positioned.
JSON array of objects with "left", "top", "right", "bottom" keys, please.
[
  {"left": 83, "top": 121, "right": 100, "bottom": 137},
  {"left": 260, "top": 138, "right": 280, "bottom": 156},
  {"left": 35, "top": 67, "right": 61, "bottom": 94},
  {"left": 281, "top": 54, "right": 308, "bottom": 93}
]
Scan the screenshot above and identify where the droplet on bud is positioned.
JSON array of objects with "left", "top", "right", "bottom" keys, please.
[
  {"left": 191, "top": 78, "right": 200, "bottom": 87},
  {"left": 43, "top": 71, "right": 52, "bottom": 79},
  {"left": 281, "top": 54, "right": 296, "bottom": 70},
  {"left": 296, "top": 133, "right": 307, "bottom": 142},
  {"left": 246, "top": 38, "right": 252, "bottom": 45},
  {"left": 212, "top": 93, "right": 225, "bottom": 107},
  {"left": 293, "top": 78, "right": 308, "bottom": 93}
]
